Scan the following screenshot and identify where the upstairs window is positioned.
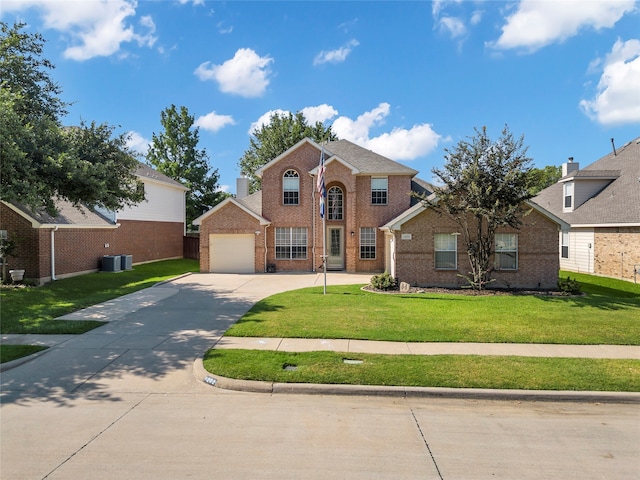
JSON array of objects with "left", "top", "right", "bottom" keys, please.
[
  {"left": 371, "top": 177, "right": 388, "bottom": 205},
  {"left": 434, "top": 233, "right": 457, "bottom": 269},
  {"left": 495, "top": 233, "right": 518, "bottom": 270},
  {"left": 283, "top": 170, "right": 299, "bottom": 205},
  {"left": 360, "top": 227, "right": 376, "bottom": 259},
  {"left": 328, "top": 186, "right": 343, "bottom": 220},
  {"left": 563, "top": 182, "right": 573, "bottom": 210}
]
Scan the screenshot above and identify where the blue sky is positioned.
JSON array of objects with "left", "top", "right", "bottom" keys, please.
[{"left": 3, "top": 0, "right": 639, "bottom": 193}]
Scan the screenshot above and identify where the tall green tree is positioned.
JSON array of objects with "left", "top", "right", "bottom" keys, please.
[
  {"left": 238, "top": 111, "right": 337, "bottom": 193},
  {"left": 146, "top": 105, "right": 226, "bottom": 229},
  {"left": 0, "top": 22, "right": 144, "bottom": 215},
  {"left": 419, "top": 126, "right": 534, "bottom": 290},
  {"left": 527, "top": 165, "right": 562, "bottom": 195}
]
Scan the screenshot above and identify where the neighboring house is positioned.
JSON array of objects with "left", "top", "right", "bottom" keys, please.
[
  {"left": 533, "top": 137, "right": 640, "bottom": 282},
  {"left": 0, "top": 163, "right": 188, "bottom": 284},
  {"left": 194, "top": 138, "right": 565, "bottom": 289}
]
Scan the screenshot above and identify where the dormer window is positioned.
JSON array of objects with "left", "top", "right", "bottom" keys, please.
[
  {"left": 283, "top": 170, "right": 299, "bottom": 205},
  {"left": 563, "top": 182, "right": 574, "bottom": 211}
]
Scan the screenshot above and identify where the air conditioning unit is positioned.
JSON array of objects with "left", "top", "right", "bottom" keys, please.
[{"left": 102, "top": 255, "right": 122, "bottom": 272}]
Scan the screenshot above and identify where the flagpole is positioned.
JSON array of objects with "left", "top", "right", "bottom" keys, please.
[{"left": 322, "top": 210, "right": 327, "bottom": 294}]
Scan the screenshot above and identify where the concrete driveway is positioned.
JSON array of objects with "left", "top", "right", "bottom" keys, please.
[{"left": 1, "top": 272, "right": 638, "bottom": 479}]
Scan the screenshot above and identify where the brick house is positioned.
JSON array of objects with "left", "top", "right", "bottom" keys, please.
[
  {"left": 533, "top": 136, "right": 640, "bottom": 282},
  {"left": 0, "top": 163, "right": 188, "bottom": 284},
  {"left": 194, "top": 138, "right": 565, "bottom": 289}
]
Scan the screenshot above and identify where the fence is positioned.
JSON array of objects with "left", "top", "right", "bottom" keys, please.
[{"left": 183, "top": 235, "right": 200, "bottom": 260}]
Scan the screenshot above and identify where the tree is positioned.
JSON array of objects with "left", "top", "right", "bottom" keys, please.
[
  {"left": 527, "top": 165, "right": 562, "bottom": 195},
  {"left": 238, "top": 111, "right": 337, "bottom": 193},
  {"left": 146, "top": 105, "right": 227, "bottom": 229},
  {"left": 0, "top": 22, "right": 144, "bottom": 215},
  {"left": 419, "top": 126, "right": 534, "bottom": 290}
]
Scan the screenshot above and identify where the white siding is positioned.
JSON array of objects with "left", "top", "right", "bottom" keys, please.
[
  {"left": 117, "top": 180, "right": 185, "bottom": 224},
  {"left": 560, "top": 228, "right": 594, "bottom": 273},
  {"left": 573, "top": 179, "right": 611, "bottom": 210}
]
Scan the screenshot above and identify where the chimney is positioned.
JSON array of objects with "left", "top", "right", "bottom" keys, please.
[
  {"left": 562, "top": 157, "right": 579, "bottom": 177},
  {"left": 236, "top": 177, "right": 249, "bottom": 199}
]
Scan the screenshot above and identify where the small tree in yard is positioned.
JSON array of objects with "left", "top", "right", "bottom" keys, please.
[{"left": 419, "top": 126, "right": 534, "bottom": 290}]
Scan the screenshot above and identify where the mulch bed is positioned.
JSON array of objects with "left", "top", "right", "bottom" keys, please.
[{"left": 362, "top": 285, "right": 572, "bottom": 297}]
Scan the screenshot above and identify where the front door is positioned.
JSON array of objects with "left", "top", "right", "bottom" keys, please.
[{"left": 326, "top": 226, "right": 344, "bottom": 270}]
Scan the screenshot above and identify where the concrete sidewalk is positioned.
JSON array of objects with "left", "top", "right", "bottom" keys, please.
[{"left": 213, "top": 336, "right": 640, "bottom": 359}]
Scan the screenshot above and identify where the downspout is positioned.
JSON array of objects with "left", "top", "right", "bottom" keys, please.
[
  {"left": 50, "top": 225, "right": 58, "bottom": 281},
  {"left": 264, "top": 224, "right": 270, "bottom": 273},
  {"left": 311, "top": 172, "right": 316, "bottom": 271}
]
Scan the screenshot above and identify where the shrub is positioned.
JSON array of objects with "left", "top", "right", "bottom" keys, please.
[
  {"left": 370, "top": 272, "right": 398, "bottom": 291},
  {"left": 558, "top": 276, "right": 582, "bottom": 295}
]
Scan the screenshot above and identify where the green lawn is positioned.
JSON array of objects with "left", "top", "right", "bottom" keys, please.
[
  {"left": 224, "top": 273, "right": 640, "bottom": 345},
  {"left": 206, "top": 272, "right": 640, "bottom": 391},
  {"left": 0, "top": 345, "right": 48, "bottom": 364},
  {"left": 203, "top": 350, "right": 640, "bottom": 392},
  {"left": 0, "top": 259, "right": 199, "bottom": 335}
]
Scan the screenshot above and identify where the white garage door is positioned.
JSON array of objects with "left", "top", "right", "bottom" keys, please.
[{"left": 209, "top": 234, "right": 255, "bottom": 273}]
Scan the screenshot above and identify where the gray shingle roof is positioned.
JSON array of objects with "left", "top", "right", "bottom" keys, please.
[
  {"left": 136, "top": 162, "right": 188, "bottom": 190},
  {"left": 236, "top": 190, "right": 263, "bottom": 216},
  {"left": 325, "top": 140, "right": 419, "bottom": 176},
  {"left": 532, "top": 137, "right": 640, "bottom": 225},
  {"left": 9, "top": 198, "right": 116, "bottom": 227}
]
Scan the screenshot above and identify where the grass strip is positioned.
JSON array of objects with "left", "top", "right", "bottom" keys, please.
[
  {"left": 203, "top": 349, "right": 640, "bottom": 392},
  {"left": 226, "top": 280, "right": 640, "bottom": 345},
  {"left": 0, "top": 259, "right": 199, "bottom": 334},
  {"left": 0, "top": 345, "right": 48, "bottom": 364}
]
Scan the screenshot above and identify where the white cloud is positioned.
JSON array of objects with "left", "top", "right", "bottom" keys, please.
[
  {"left": 300, "top": 104, "right": 339, "bottom": 124},
  {"left": 2, "top": 0, "right": 157, "bottom": 61},
  {"left": 126, "top": 131, "right": 150, "bottom": 155},
  {"left": 331, "top": 103, "right": 442, "bottom": 161},
  {"left": 313, "top": 39, "right": 360, "bottom": 66},
  {"left": 195, "top": 48, "right": 273, "bottom": 97},
  {"left": 490, "top": 0, "right": 636, "bottom": 52},
  {"left": 580, "top": 38, "right": 640, "bottom": 125},
  {"left": 194, "top": 111, "right": 236, "bottom": 132},
  {"left": 438, "top": 16, "right": 467, "bottom": 39},
  {"left": 248, "top": 109, "right": 289, "bottom": 134}
]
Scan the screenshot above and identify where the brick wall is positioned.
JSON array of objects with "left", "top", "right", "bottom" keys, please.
[
  {"left": 259, "top": 141, "right": 413, "bottom": 273},
  {"left": 393, "top": 207, "right": 560, "bottom": 289},
  {"left": 594, "top": 227, "right": 640, "bottom": 281},
  {"left": 0, "top": 203, "right": 183, "bottom": 283},
  {"left": 199, "top": 202, "right": 262, "bottom": 272}
]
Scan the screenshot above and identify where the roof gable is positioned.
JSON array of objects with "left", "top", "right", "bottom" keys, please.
[
  {"left": 533, "top": 136, "right": 640, "bottom": 226},
  {"left": 192, "top": 196, "right": 270, "bottom": 226}
]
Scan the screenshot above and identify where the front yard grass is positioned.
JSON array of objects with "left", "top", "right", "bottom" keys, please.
[
  {"left": 224, "top": 275, "right": 640, "bottom": 345},
  {"left": 0, "top": 259, "right": 199, "bottom": 335},
  {"left": 203, "top": 350, "right": 640, "bottom": 392},
  {"left": 0, "top": 345, "right": 48, "bottom": 364},
  {"left": 205, "top": 272, "right": 640, "bottom": 391}
]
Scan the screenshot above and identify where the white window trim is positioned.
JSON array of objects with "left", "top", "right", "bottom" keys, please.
[
  {"left": 360, "top": 227, "right": 376, "bottom": 260},
  {"left": 283, "top": 170, "right": 300, "bottom": 205},
  {"left": 275, "top": 227, "right": 307, "bottom": 260},
  {"left": 495, "top": 233, "right": 518, "bottom": 271},
  {"left": 434, "top": 233, "right": 457, "bottom": 270},
  {"left": 371, "top": 176, "right": 388, "bottom": 205}
]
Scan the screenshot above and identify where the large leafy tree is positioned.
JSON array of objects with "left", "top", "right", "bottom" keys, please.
[
  {"left": 420, "top": 126, "right": 534, "bottom": 290},
  {"left": 527, "top": 165, "right": 562, "bottom": 195},
  {"left": 238, "top": 111, "right": 337, "bottom": 193},
  {"left": 146, "top": 104, "right": 227, "bottom": 229},
  {"left": 0, "top": 22, "right": 144, "bottom": 215}
]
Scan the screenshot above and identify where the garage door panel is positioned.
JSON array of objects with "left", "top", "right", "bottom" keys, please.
[{"left": 209, "top": 234, "right": 255, "bottom": 273}]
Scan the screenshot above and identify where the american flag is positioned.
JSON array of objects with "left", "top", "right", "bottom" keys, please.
[{"left": 317, "top": 147, "right": 326, "bottom": 218}]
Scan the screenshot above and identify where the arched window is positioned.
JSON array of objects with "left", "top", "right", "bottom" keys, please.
[
  {"left": 283, "top": 170, "right": 299, "bottom": 205},
  {"left": 328, "top": 186, "right": 343, "bottom": 220}
]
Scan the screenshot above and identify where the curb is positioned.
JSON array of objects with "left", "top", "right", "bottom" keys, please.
[
  {"left": 0, "top": 348, "right": 50, "bottom": 373},
  {"left": 193, "top": 358, "right": 640, "bottom": 404}
]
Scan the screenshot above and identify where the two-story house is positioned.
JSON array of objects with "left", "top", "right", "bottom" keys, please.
[
  {"left": 0, "top": 162, "right": 188, "bottom": 284},
  {"left": 533, "top": 137, "right": 640, "bottom": 282},
  {"left": 195, "top": 138, "right": 565, "bottom": 289}
]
